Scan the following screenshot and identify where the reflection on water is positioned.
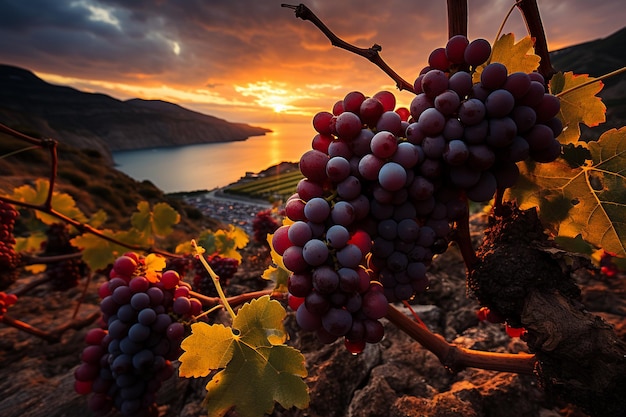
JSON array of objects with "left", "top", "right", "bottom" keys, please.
[{"left": 112, "top": 122, "right": 313, "bottom": 193}]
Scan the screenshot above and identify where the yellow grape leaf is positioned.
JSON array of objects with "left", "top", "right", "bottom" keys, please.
[
  {"left": 261, "top": 265, "right": 290, "bottom": 293},
  {"left": 15, "top": 233, "right": 47, "bottom": 273},
  {"left": 71, "top": 228, "right": 146, "bottom": 270},
  {"left": 473, "top": 33, "right": 540, "bottom": 83},
  {"left": 233, "top": 295, "right": 287, "bottom": 346},
  {"left": 178, "top": 296, "right": 309, "bottom": 417},
  {"left": 507, "top": 127, "right": 626, "bottom": 258},
  {"left": 179, "top": 322, "right": 236, "bottom": 378},
  {"left": 225, "top": 224, "right": 249, "bottom": 249},
  {"left": 10, "top": 179, "right": 88, "bottom": 225},
  {"left": 15, "top": 232, "right": 46, "bottom": 253},
  {"left": 267, "top": 231, "right": 287, "bottom": 271},
  {"left": 549, "top": 71, "right": 606, "bottom": 146},
  {"left": 144, "top": 253, "right": 166, "bottom": 283},
  {"left": 174, "top": 240, "right": 193, "bottom": 255}
]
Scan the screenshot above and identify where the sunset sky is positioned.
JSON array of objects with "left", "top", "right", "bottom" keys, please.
[{"left": 0, "top": 0, "right": 624, "bottom": 125}]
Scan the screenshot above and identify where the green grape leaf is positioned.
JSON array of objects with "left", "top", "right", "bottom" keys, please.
[
  {"left": 473, "top": 33, "right": 540, "bottom": 83},
  {"left": 202, "top": 343, "right": 309, "bottom": 417},
  {"left": 131, "top": 201, "right": 180, "bottom": 237},
  {"left": 178, "top": 296, "right": 309, "bottom": 417},
  {"left": 87, "top": 209, "right": 108, "bottom": 228},
  {"left": 550, "top": 71, "right": 606, "bottom": 146},
  {"left": 10, "top": 179, "right": 88, "bottom": 225},
  {"left": 507, "top": 127, "right": 626, "bottom": 258},
  {"left": 152, "top": 202, "right": 181, "bottom": 236},
  {"left": 131, "top": 201, "right": 152, "bottom": 235}
]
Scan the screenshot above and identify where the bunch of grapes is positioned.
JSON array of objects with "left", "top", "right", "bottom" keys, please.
[
  {"left": 280, "top": 34, "right": 563, "bottom": 352},
  {"left": 0, "top": 201, "right": 20, "bottom": 289},
  {"left": 252, "top": 209, "right": 280, "bottom": 244},
  {"left": 0, "top": 291, "right": 18, "bottom": 318},
  {"left": 191, "top": 253, "right": 239, "bottom": 296},
  {"left": 42, "top": 223, "right": 90, "bottom": 291},
  {"left": 74, "top": 252, "right": 203, "bottom": 417}
]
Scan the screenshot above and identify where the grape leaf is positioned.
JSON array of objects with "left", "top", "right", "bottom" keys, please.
[
  {"left": 233, "top": 294, "right": 287, "bottom": 346},
  {"left": 549, "top": 71, "right": 606, "bottom": 146},
  {"left": 473, "top": 33, "right": 540, "bottom": 83},
  {"left": 178, "top": 296, "right": 309, "bottom": 417},
  {"left": 185, "top": 226, "right": 249, "bottom": 262},
  {"left": 131, "top": 201, "right": 180, "bottom": 237},
  {"left": 202, "top": 343, "right": 309, "bottom": 417},
  {"left": 261, "top": 265, "right": 290, "bottom": 293},
  {"left": 507, "top": 127, "right": 626, "bottom": 258},
  {"left": 179, "top": 323, "right": 236, "bottom": 378},
  {"left": 152, "top": 202, "right": 181, "bottom": 236},
  {"left": 71, "top": 229, "right": 146, "bottom": 270},
  {"left": 15, "top": 232, "right": 47, "bottom": 273},
  {"left": 10, "top": 179, "right": 88, "bottom": 225},
  {"left": 267, "top": 231, "right": 287, "bottom": 271}
]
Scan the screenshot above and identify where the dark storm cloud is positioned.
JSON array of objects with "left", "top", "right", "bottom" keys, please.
[{"left": 0, "top": 0, "right": 623, "bottom": 122}]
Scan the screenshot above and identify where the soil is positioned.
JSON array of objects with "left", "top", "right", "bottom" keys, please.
[{"left": 1, "top": 213, "right": 624, "bottom": 417}]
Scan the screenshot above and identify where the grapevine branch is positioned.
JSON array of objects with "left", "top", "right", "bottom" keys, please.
[
  {"left": 1, "top": 310, "right": 100, "bottom": 343},
  {"left": 281, "top": 4, "right": 415, "bottom": 93},
  {"left": 190, "top": 289, "right": 287, "bottom": 310},
  {"left": 385, "top": 305, "right": 536, "bottom": 374}
]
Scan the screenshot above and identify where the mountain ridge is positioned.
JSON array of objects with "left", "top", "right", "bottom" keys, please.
[{"left": 0, "top": 64, "right": 271, "bottom": 163}]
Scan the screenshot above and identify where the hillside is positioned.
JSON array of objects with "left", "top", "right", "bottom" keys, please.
[{"left": 0, "top": 64, "right": 270, "bottom": 163}]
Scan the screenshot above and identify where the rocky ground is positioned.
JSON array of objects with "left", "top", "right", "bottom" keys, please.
[{"left": 0, "top": 211, "right": 624, "bottom": 417}]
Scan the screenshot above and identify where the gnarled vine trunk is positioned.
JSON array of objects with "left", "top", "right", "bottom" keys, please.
[{"left": 468, "top": 203, "right": 626, "bottom": 417}]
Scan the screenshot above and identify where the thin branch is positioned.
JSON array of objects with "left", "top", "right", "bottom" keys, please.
[
  {"left": 22, "top": 252, "right": 84, "bottom": 264},
  {"left": 556, "top": 66, "right": 626, "bottom": 97},
  {"left": 0, "top": 123, "right": 44, "bottom": 146},
  {"left": 190, "top": 289, "right": 286, "bottom": 310},
  {"left": 385, "top": 304, "right": 536, "bottom": 374},
  {"left": 0, "top": 195, "right": 179, "bottom": 258},
  {"left": 1, "top": 311, "right": 100, "bottom": 343},
  {"left": 281, "top": 4, "right": 415, "bottom": 93}
]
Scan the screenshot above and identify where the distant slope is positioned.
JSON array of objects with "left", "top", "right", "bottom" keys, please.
[
  {"left": 0, "top": 64, "right": 270, "bottom": 161},
  {"left": 549, "top": 27, "right": 626, "bottom": 139}
]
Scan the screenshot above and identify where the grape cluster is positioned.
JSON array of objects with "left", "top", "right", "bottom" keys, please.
[
  {"left": 43, "top": 223, "right": 90, "bottom": 291},
  {"left": 191, "top": 253, "right": 239, "bottom": 297},
  {"left": 252, "top": 209, "right": 280, "bottom": 243},
  {"left": 282, "top": 35, "right": 563, "bottom": 352},
  {"left": 409, "top": 34, "right": 562, "bottom": 201},
  {"left": 0, "top": 201, "right": 20, "bottom": 289},
  {"left": 0, "top": 291, "right": 18, "bottom": 318},
  {"left": 75, "top": 253, "right": 203, "bottom": 417}
]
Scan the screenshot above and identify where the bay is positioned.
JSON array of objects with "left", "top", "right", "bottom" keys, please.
[{"left": 112, "top": 121, "right": 313, "bottom": 193}]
